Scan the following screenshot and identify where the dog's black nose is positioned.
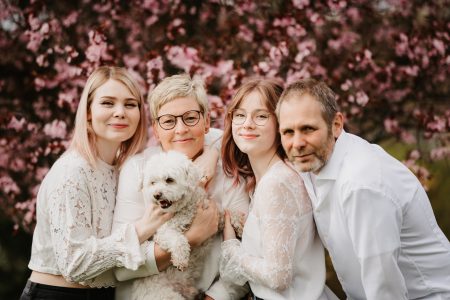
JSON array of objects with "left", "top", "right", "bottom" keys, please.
[{"left": 153, "top": 192, "right": 162, "bottom": 200}]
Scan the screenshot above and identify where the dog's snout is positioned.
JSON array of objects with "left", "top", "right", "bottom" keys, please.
[{"left": 154, "top": 191, "right": 162, "bottom": 200}]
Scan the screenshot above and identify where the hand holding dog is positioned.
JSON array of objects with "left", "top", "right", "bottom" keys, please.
[
  {"left": 223, "top": 210, "right": 237, "bottom": 241},
  {"left": 186, "top": 199, "right": 219, "bottom": 247},
  {"left": 194, "top": 146, "right": 220, "bottom": 188},
  {"left": 134, "top": 203, "right": 173, "bottom": 243}
]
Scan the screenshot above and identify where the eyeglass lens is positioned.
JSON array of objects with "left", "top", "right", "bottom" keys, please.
[
  {"left": 231, "top": 109, "right": 270, "bottom": 126},
  {"left": 158, "top": 110, "right": 201, "bottom": 130}
]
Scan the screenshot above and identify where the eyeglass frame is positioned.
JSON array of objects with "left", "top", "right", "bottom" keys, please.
[
  {"left": 156, "top": 109, "right": 204, "bottom": 130},
  {"left": 229, "top": 108, "right": 272, "bottom": 126}
]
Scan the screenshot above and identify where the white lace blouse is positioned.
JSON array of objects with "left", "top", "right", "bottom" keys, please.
[
  {"left": 28, "top": 150, "right": 147, "bottom": 288},
  {"left": 220, "top": 161, "right": 334, "bottom": 300}
]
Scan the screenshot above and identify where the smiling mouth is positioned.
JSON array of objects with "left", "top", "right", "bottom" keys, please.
[
  {"left": 110, "top": 124, "right": 128, "bottom": 128},
  {"left": 158, "top": 199, "right": 173, "bottom": 209}
]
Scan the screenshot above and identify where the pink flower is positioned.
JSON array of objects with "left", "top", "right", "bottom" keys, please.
[
  {"left": 237, "top": 25, "right": 254, "bottom": 43},
  {"left": 340, "top": 79, "right": 352, "bottom": 91},
  {"left": 292, "top": 0, "right": 310, "bottom": 10},
  {"left": 432, "top": 39, "right": 445, "bottom": 56},
  {"left": 7, "top": 116, "right": 26, "bottom": 131},
  {"left": 166, "top": 45, "right": 200, "bottom": 72},
  {"left": 25, "top": 30, "right": 44, "bottom": 52},
  {"left": 62, "top": 11, "right": 79, "bottom": 27},
  {"left": 430, "top": 147, "right": 450, "bottom": 160},
  {"left": 44, "top": 120, "right": 67, "bottom": 139},
  {"left": 400, "top": 131, "right": 416, "bottom": 144},
  {"left": 85, "top": 30, "right": 111, "bottom": 63},
  {"left": 0, "top": 175, "right": 20, "bottom": 194},
  {"left": 355, "top": 91, "right": 369, "bottom": 106},
  {"left": 427, "top": 116, "right": 446, "bottom": 132}
]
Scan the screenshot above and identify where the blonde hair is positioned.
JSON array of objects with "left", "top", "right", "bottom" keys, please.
[
  {"left": 148, "top": 74, "right": 208, "bottom": 121},
  {"left": 70, "top": 66, "right": 147, "bottom": 168}
]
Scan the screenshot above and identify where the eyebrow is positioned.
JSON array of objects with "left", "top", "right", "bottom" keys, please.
[{"left": 100, "top": 96, "right": 138, "bottom": 101}]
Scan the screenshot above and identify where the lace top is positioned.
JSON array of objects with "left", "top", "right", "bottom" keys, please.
[
  {"left": 28, "top": 150, "right": 147, "bottom": 288},
  {"left": 220, "top": 161, "right": 331, "bottom": 300}
]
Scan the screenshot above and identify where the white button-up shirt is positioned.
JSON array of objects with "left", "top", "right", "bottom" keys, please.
[{"left": 301, "top": 131, "right": 450, "bottom": 300}]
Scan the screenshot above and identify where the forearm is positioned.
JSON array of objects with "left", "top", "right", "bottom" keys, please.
[
  {"left": 114, "top": 241, "right": 160, "bottom": 281},
  {"left": 361, "top": 252, "right": 407, "bottom": 300},
  {"left": 154, "top": 242, "right": 173, "bottom": 272},
  {"left": 55, "top": 223, "right": 145, "bottom": 283}
]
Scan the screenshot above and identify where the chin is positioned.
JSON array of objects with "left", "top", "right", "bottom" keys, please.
[{"left": 173, "top": 146, "right": 202, "bottom": 160}]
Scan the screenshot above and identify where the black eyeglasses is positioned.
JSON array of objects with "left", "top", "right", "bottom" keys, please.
[
  {"left": 156, "top": 110, "right": 203, "bottom": 130},
  {"left": 230, "top": 109, "right": 271, "bottom": 126}
]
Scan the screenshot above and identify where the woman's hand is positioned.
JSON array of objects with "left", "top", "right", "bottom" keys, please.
[
  {"left": 223, "top": 210, "right": 237, "bottom": 241},
  {"left": 194, "top": 146, "right": 220, "bottom": 188},
  {"left": 185, "top": 199, "right": 219, "bottom": 247},
  {"left": 134, "top": 204, "right": 173, "bottom": 243}
]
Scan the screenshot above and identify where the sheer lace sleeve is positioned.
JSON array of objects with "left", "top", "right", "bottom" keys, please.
[
  {"left": 220, "top": 163, "right": 312, "bottom": 291},
  {"left": 48, "top": 167, "right": 144, "bottom": 287}
]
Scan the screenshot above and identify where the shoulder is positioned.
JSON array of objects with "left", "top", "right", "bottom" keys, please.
[
  {"left": 121, "top": 146, "right": 162, "bottom": 173},
  {"left": 52, "top": 151, "right": 91, "bottom": 178},
  {"left": 258, "top": 161, "right": 306, "bottom": 199},
  {"left": 257, "top": 161, "right": 311, "bottom": 214},
  {"left": 205, "top": 128, "right": 223, "bottom": 146},
  {"left": 40, "top": 151, "right": 92, "bottom": 194},
  {"left": 336, "top": 133, "right": 418, "bottom": 204},
  {"left": 260, "top": 160, "right": 300, "bottom": 187}
]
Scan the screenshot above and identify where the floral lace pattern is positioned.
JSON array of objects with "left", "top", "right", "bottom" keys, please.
[
  {"left": 220, "top": 161, "right": 313, "bottom": 291},
  {"left": 28, "top": 151, "right": 145, "bottom": 287}
]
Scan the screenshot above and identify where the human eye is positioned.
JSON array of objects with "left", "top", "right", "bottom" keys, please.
[
  {"left": 125, "top": 101, "right": 139, "bottom": 108},
  {"left": 302, "top": 126, "right": 315, "bottom": 133},
  {"left": 233, "top": 110, "right": 246, "bottom": 119},
  {"left": 281, "top": 128, "right": 294, "bottom": 136},
  {"left": 160, "top": 116, "right": 175, "bottom": 126},
  {"left": 255, "top": 112, "right": 269, "bottom": 120},
  {"left": 100, "top": 100, "right": 114, "bottom": 106},
  {"left": 183, "top": 112, "right": 200, "bottom": 124}
]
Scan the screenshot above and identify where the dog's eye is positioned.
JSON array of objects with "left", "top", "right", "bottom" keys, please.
[
  {"left": 166, "top": 177, "right": 174, "bottom": 184},
  {"left": 150, "top": 181, "right": 155, "bottom": 185}
]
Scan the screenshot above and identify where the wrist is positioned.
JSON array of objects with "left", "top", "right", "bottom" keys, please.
[
  {"left": 185, "top": 230, "right": 200, "bottom": 248},
  {"left": 135, "top": 220, "right": 151, "bottom": 244}
]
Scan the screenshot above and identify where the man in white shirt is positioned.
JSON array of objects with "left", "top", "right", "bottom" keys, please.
[{"left": 276, "top": 78, "right": 450, "bottom": 300}]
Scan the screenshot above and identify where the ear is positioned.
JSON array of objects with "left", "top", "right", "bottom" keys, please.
[
  {"left": 332, "top": 112, "right": 344, "bottom": 139},
  {"left": 152, "top": 122, "right": 161, "bottom": 142},
  {"left": 204, "top": 112, "right": 210, "bottom": 134}
]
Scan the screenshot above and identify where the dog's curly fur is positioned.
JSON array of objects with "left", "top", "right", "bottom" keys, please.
[{"left": 132, "top": 151, "right": 243, "bottom": 300}]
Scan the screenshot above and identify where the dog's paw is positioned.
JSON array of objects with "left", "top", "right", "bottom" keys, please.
[
  {"left": 172, "top": 254, "right": 189, "bottom": 271},
  {"left": 170, "top": 241, "right": 191, "bottom": 271}
]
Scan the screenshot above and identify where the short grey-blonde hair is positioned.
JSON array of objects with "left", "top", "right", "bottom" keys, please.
[{"left": 148, "top": 74, "right": 209, "bottom": 121}]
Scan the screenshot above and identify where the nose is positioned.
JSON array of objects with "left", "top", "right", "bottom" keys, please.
[
  {"left": 114, "top": 104, "right": 125, "bottom": 118},
  {"left": 174, "top": 116, "right": 188, "bottom": 133},
  {"left": 153, "top": 191, "right": 162, "bottom": 200},
  {"left": 292, "top": 131, "right": 306, "bottom": 149},
  {"left": 242, "top": 114, "right": 255, "bottom": 128}
]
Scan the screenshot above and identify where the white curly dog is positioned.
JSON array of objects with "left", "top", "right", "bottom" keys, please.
[{"left": 131, "top": 151, "right": 242, "bottom": 300}]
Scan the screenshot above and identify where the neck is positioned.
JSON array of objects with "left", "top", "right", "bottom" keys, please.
[
  {"left": 249, "top": 149, "right": 280, "bottom": 184},
  {"left": 191, "top": 148, "right": 204, "bottom": 161},
  {"left": 96, "top": 139, "right": 120, "bottom": 165}
]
